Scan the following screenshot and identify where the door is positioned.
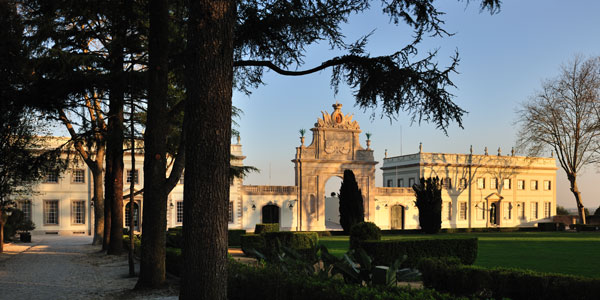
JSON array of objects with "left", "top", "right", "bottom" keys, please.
[
  {"left": 490, "top": 203, "right": 498, "bottom": 225},
  {"left": 390, "top": 205, "right": 405, "bottom": 229},
  {"left": 262, "top": 204, "right": 280, "bottom": 224}
]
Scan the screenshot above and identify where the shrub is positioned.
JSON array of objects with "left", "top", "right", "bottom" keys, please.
[
  {"left": 254, "top": 223, "right": 279, "bottom": 234},
  {"left": 240, "top": 234, "right": 266, "bottom": 256},
  {"left": 228, "top": 229, "right": 246, "bottom": 247},
  {"left": 413, "top": 177, "right": 442, "bottom": 234},
  {"left": 349, "top": 222, "right": 381, "bottom": 249},
  {"left": 338, "top": 169, "right": 364, "bottom": 233},
  {"left": 166, "top": 229, "right": 183, "bottom": 248},
  {"left": 263, "top": 231, "right": 318, "bottom": 258},
  {"left": 419, "top": 258, "right": 600, "bottom": 300},
  {"left": 123, "top": 234, "right": 142, "bottom": 256},
  {"left": 228, "top": 260, "right": 459, "bottom": 300},
  {"left": 361, "top": 238, "right": 478, "bottom": 268},
  {"left": 165, "top": 247, "right": 182, "bottom": 276}
]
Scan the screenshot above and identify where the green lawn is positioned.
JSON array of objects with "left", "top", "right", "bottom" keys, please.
[{"left": 318, "top": 232, "right": 600, "bottom": 278}]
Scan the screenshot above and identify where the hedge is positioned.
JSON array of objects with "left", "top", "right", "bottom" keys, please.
[
  {"left": 166, "top": 247, "right": 183, "bottom": 276},
  {"left": 576, "top": 224, "right": 600, "bottom": 232},
  {"left": 361, "top": 238, "right": 478, "bottom": 267},
  {"left": 240, "top": 234, "right": 266, "bottom": 256},
  {"left": 349, "top": 222, "right": 381, "bottom": 249},
  {"left": 263, "top": 231, "right": 318, "bottom": 258},
  {"left": 228, "top": 261, "right": 462, "bottom": 300},
  {"left": 538, "top": 222, "right": 565, "bottom": 231},
  {"left": 228, "top": 229, "right": 247, "bottom": 247},
  {"left": 254, "top": 223, "right": 279, "bottom": 234},
  {"left": 419, "top": 258, "right": 600, "bottom": 300},
  {"left": 123, "top": 235, "right": 142, "bottom": 256}
]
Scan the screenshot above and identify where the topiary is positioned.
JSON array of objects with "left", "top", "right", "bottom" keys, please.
[
  {"left": 349, "top": 221, "right": 381, "bottom": 249},
  {"left": 339, "top": 169, "right": 365, "bottom": 234},
  {"left": 413, "top": 177, "right": 442, "bottom": 234},
  {"left": 254, "top": 223, "right": 279, "bottom": 234}
]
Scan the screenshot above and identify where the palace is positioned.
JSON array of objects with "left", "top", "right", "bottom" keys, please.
[{"left": 14, "top": 103, "right": 556, "bottom": 235}]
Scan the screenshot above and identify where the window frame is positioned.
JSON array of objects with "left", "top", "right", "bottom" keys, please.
[
  {"left": 72, "top": 169, "right": 86, "bottom": 184},
  {"left": 71, "top": 200, "right": 86, "bottom": 225},
  {"left": 531, "top": 180, "right": 538, "bottom": 190},
  {"left": 228, "top": 201, "right": 234, "bottom": 223},
  {"left": 503, "top": 178, "right": 511, "bottom": 190},
  {"left": 477, "top": 178, "right": 485, "bottom": 189},
  {"left": 517, "top": 180, "right": 525, "bottom": 190},
  {"left": 18, "top": 200, "right": 32, "bottom": 221},
  {"left": 44, "top": 171, "right": 59, "bottom": 184},
  {"left": 531, "top": 202, "right": 538, "bottom": 219},
  {"left": 176, "top": 201, "right": 184, "bottom": 224},
  {"left": 490, "top": 178, "right": 498, "bottom": 189},
  {"left": 397, "top": 178, "right": 404, "bottom": 188},
  {"left": 543, "top": 180, "right": 552, "bottom": 191},
  {"left": 459, "top": 202, "right": 467, "bottom": 220},
  {"left": 408, "top": 178, "right": 415, "bottom": 187},
  {"left": 544, "top": 202, "right": 551, "bottom": 218},
  {"left": 44, "top": 200, "right": 60, "bottom": 225},
  {"left": 126, "top": 169, "right": 139, "bottom": 185}
]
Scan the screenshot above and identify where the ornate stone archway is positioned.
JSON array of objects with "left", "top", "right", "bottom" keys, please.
[{"left": 292, "top": 103, "right": 377, "bottom": 231}]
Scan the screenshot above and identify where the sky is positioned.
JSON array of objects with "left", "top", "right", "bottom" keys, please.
[{"left": 232, "top": 0, "right": 600, "bottom": 211}]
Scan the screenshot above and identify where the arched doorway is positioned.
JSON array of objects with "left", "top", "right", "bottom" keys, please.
[
  {"left": 125, "top": 202, "right": 140, "bottom": 232},
  {"left": 390, "top": 205, "right": 405, "bottom": 229},
  {"left": 490, "top": 203, "right": 498, "bottom": 225},
  {"left": 262, "top": 204, "right": 280, "bottom": 224},
  {"left": 324, "top": 176, "right": 343, "bottom": 230}
]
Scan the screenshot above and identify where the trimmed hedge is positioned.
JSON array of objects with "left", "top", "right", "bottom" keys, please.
[
  {"left": 576, "top": 224, "right": 600, "bottom": 231},
  {"left": 254, "top": 223, "right": 279, "bottom": 234},
  {"left": 419, "top": 258, "right": 600, "bottom": 300},
  {"left": 123, "top": 235, "right": 142, "bottom": 256},
  {"left": 538, "top": 222, "right": 565, "bottom": 231},
  {"left": 263, "top": 231, "right": 318, "bottom": 258},
  {"left": 240, "top": 234, "right": 266, "bottom": 256},
  {"left": 361, "top": 238, "right": 478, "bottom": 267},
  {"left": 228, "top": 229, "right": 247, "bottom": 247},
  {"left": 228, "top": 261, "right": 460, "bottom": 300},
  {"left": 166, "top": 229, "right": 183, "bottom": 248},
  {"left": 349, "top": 221, "right": 381, "bottom": 249}
]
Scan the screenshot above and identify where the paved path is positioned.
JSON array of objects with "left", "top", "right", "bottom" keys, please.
[{"left": 0, "top": 236, "right": 176, "bottom": 300}]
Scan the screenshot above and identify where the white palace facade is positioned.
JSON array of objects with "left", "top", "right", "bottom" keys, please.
[{"left": 15, "top": 103, "right": 557, "bottom": 235}]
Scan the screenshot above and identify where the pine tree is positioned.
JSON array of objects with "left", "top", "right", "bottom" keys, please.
[{"left": 338, "top": 170, "right": 364, "bottom": 234}]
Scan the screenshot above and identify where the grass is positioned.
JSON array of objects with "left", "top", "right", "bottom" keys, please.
[{"left": 318, "top": 231, "right": 600, "bottom": 278}]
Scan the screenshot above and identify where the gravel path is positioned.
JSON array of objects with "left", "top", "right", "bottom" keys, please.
[{"left": 0, "top": 236, "right": 177, "bottom": 300}]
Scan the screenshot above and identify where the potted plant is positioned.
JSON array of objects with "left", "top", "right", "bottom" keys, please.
[
  {"left": 365, "top": 132, "right": 372, "bottom": 149},
  {"left": 18, "top": 220, "right": 35, "bottom": 243},
  {"left": 299, "top": 129, "right": 306, "bottom": 146}
]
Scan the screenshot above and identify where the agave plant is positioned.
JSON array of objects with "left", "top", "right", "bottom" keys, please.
[
  {"left": 365, "top": 132, "right": 372, "bottom": 140},
  {"left": 299, "top": 128, "right": 306, "bottom": 137}
]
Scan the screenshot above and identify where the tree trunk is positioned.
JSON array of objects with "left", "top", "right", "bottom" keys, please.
[
  {"left": 181, "top": 0, "right": 235, "bottom": 299},
  {"left": 568, "top": 173, "right": 586, "bottom": 224},
  {"left": 0, "top": 215, "right": 5, "bottom": 253},
  {"left": 136, "top": 0, "right": 169, "bottom": 288},
  {"left": 103, "top": 146, "right": 112, "bottom": 251},
  {"left": 92, "top": 165, "right": 105, "bottom": 245},
  {"left": 106, "top": 8, "right": 126, "bottom": 255}
]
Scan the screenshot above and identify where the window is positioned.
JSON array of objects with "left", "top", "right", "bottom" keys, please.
[
  {"left": 127, "top": 169, "right": 139, "bottom": 184},
  {"left": 531, "top": 202, "right": 538, "bottom": 219},
  {"left": 176, "top": 201, "right": 184, "bottom": 223},
  {"left": 18, "top": 200, "right": 32, "bottom": 221},
  {"left": 517, "top": 180, "right": 525, "bottom": 190},
  {"left": 229, "top": 201, "right": 234, "bottom": 223},
  {"left": 125, "top": 202, "right": 139, "bottom": 228},
  {"left": 518, "top": 202, "right": 525, "bottom": 219},
  {"left": 477, "top": 178, "right": 485, "bottom": 189},
  {"left": 397, "top": 178, "right": 404, "bottom": 188},
  {"left": 72, "top": 200, "right": 86, "bottom": 225},
  {"left": 503, "top": 178, "right": 511, "bottom": 190},
  {"left": 459, "top": 202, "right": 467, "bottom": 220},
  {"left": 44, "top": 171, "right": 59, "bottom": 183},
  {"left": 544, "top": 202, "right": 551, "bottom": 218},
  {"left": 477, "top": 202, "right": 486, "bottom": 220},
  {"left": 387, "top": 179, "right": 393, "bottom": 187},
  {"left": 459, "top": 178, "right": 467, "bottom": 189},
  {"left": 444, "top": 202, "right": 452, "bottom": 220},
  {"left": 72, "top": 169, "right": 85, "bottom": 183},
  {"left": 442, "top": 177, "right": 452, "bottom": 189},
  {"left": 530, "top": 180, "right": 538, "bottom": 190},
  {"left": 179, "top": 173, "right": 184, "bottom": 185},
  {"left": 408, "top": 178, "right": 415, "bottom": 187},
  {"left": 490, "top": 178, "right": 498, "bottom": 189},
  {"left": 544, "top": 180, "right": 552, "bottom": 191},
  {"left": 503, "top": 202, "right": 512, "bottom": 220},
  {"left": 44, "top": 200, "right": 59, "bottom": 225}
]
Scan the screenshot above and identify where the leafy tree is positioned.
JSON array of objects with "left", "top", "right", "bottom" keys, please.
[
  {"left": 584, "top": 207, "right": 590, "bottom": 217},
  {"left": 413, "top": 177, "right": 442, "bottom": 234},
  {"left": 594, "top": 206, "right": 600, "bottom": 216},
  {"left": 338, "top": 170, "right": 365, "bottom": 234},
  {"left": 517, "top": 56, "right": 600, "bottom": 224},
  {"left": 180, "top": 0, "right": 500, "bottom": 298},
  {"left": 556, "top": 205, "right": 569, "bottom": 216}
]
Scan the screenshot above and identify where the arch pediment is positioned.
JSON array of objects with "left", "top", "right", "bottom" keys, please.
[{"left": 485, "top": 192, "right": 504, "bottom": 201}]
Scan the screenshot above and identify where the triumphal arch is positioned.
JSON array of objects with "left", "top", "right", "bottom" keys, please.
[{"left": 292, "top": 102, "right": 377, "bottom": 231}]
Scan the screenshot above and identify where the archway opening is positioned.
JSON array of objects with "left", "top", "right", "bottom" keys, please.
[
  {"left": 490, "top": 203, "right": 498, "bottom": 225},
  {"left": 324, "top": 176, "right": 343, "bottom": 230},
  {"left": 390, "top": 205, "right": 405, "bottom": 229},
  {"left": 262, "top": 204, "right": 280, "bottom": 224},
  {"left": 125, "top": 202, "right": 140, "bottom": 232}
]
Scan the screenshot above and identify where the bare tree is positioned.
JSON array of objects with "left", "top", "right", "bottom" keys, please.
[{"left": 517, "top": 56, "right": 600, "bottom": 224}]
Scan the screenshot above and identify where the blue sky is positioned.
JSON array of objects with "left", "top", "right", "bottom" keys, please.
[{"left": 233, "top": 0, "right": 600, "bottom": 210}]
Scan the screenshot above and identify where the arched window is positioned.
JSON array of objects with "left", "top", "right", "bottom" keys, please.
[{"left": 262, "top": 204, "right": 279, "bottom": 224}]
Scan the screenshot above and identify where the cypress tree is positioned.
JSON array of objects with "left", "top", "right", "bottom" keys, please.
[
  {"left": 413, "top": 177, "right": 443, "bottom": 234},
  {"left": 338, "top": 170, "right": 364, "bottom": 234}
]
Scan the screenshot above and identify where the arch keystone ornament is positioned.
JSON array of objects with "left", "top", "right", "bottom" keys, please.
[{"left": 293, "top": 103, "right": 376, "bottom": 231}]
